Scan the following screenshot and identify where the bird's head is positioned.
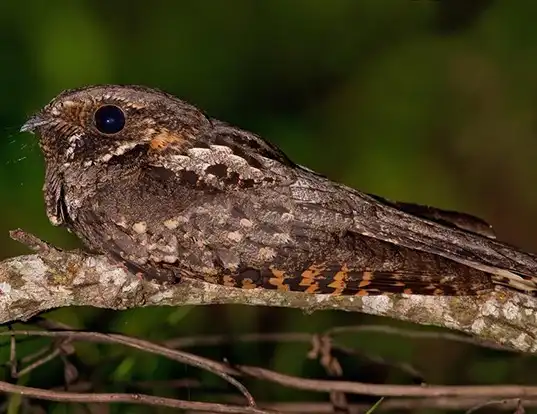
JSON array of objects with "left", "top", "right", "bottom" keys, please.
[{"left": 21, "top": 84, "right": 210, "bottom": 170}]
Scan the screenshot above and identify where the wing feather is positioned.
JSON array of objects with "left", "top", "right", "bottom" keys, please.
[{"left": 355, "top": 191, "right": 537, "bottom": 293}]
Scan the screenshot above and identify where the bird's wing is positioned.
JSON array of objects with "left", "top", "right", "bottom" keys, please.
[
  {"left": 351, "top": 190, "right": 537, "bottom": 293},
  {"left": 367, "top": 194, "right": 496, "bottom": 239}
]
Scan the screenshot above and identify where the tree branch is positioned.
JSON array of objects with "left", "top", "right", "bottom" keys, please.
[{"left": 1, "top": 232, "right": 536, "bottom": 353}]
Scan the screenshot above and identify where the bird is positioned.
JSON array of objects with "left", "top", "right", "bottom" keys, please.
[{"left": 20, "top": 84, "right": 537, "bottom": 297}]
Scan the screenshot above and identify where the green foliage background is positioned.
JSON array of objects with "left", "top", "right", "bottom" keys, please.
[{"left": 1, "top": 1, "right": 537, "bottom": 412}]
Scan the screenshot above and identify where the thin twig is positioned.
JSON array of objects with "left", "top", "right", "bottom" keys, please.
[
  {"left": 17, "top": 347, "right": 61, "bottom": 378},
  {"left": 168, "top": 330, "right": 424, "bottom": 382},
  {"left": 54, "top": 379, "right": 205, "bottom": 393},
  {"left": 166, "top": 332, "right": 312, "bottom": 349},
  {"left": 20, "top": 344, "right": 53, "bottom": 365},
  {"left": 466, "top": 398, "right": 524, "bottom": 413},
  {"left": 9, "top": 229, "right": 60, "bottom": 253},
  {"left": 325, "top": 325, "right": 514, "bottom": 352},
  {"left": 253, "top": 398, "right": 537, "bottom": 413},
  {"left": 0, "top": 380, "right": 275, "bottom": 414},
  {"left": 0, "top": 330, "right": 255, "bottom": 406},
  {"left": 4, "top": 330, "right": 537, "bottom": 399},
  {"left": 165, "top": 325, "right": 512, "bottom": 355},
  {"left": 235, "top": 365, "right": 537, "bottom": 398}
]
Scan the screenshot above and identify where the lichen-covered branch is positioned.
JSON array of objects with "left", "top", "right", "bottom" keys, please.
[{"left": 0, "top": 247, "right": 536, "bottom": 353}]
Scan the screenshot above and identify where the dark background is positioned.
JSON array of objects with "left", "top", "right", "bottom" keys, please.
[{"left": 1, "top": 1, "right": 537, "bottom": 413}]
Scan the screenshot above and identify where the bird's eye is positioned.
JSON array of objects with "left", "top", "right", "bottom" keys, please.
[{"left": 94, "top": 105, "right": 125, "bottom": 134}]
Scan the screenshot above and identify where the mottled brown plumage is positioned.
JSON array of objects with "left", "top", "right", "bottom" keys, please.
[{"left": 20, "top": 85, "right": 537, "bottom": 296}]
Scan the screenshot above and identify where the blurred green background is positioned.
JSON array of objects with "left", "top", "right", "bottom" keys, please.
[{"left": 2, "top": 1, "right": 537, "bottom": 413}]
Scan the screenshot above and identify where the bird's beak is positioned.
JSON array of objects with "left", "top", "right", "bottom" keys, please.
[{"left": 20, "top": 113, "right": 49, "bottom": 133}]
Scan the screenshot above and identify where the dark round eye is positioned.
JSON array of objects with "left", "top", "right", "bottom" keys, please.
[{"left": 94, "top": 105, "right": 125, "bottom": 134}]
